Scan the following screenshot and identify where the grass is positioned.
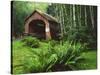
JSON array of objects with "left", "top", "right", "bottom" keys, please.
[
  {"left": 76, "top": 50, "right": 97, "bottom": 70},
  {"left": 12, "top": 40, "right": 34, "bottom": 73},
  {"left": 12, "top": 39, "right": 52, "bottom": 73},
  {"left": 12, "top": 38, "right": 97, "bottom": 74}
]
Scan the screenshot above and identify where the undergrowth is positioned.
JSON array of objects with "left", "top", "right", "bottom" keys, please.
[{"left": 12, "top": 37, "right": 96, "bottom": 74}]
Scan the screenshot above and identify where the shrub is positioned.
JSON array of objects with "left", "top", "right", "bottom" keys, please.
[{"left": 21, "top": 36, "right": 40, "bottom": 48}]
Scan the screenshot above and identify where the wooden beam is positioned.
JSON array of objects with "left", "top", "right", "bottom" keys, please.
[{"left": 45, "top": 23, "right": 51, "bottom": 40}]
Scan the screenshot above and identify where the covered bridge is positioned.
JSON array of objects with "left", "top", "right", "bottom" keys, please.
[{"left": 24, "top": 10, "right": 60, "bottom": 40}]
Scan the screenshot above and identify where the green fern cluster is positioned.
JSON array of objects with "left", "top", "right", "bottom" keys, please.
[{"left": 12, "top": 37, "right": 84, "bottom": 74}]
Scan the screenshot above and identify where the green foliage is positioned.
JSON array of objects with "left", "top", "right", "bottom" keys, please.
[
  {"left": 48, "top": 41, "right": 84, "bottom": 71},
  {"left": 12, "top": 38, "right": 89, "bottom": 74},
  {"left": 21, "top": 36, "right": 39, "bottom": 48},
  {"left": 66, "top": 26, "right": 97, "bottom": 49}
]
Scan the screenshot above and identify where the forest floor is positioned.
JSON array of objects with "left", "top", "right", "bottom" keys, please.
[{"left": 12, "top": 40, "right": 97, "bottom": 74}]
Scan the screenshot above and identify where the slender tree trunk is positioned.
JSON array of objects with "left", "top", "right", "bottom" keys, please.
[
  {"left": 90, "top": 6, "right": 94, "bottom": 29},
  {"left": 73, "top": 5, "right": 76, "bottom": 27},
  {"left": 59, "top": 5, "right": 64, "bottom": 38},
  {"left": 69, "top": 5, "right": 72, "bottom": 29},
  {"left": 79, "top": 5, "right": 81, "bottom": 27},
  {"left": 84, "top": 6, "right": 87, "bottom": 26},
  {"left": 62, "top": 5, "right": 66, "bottom": 35},
  {"left": 77, "top": 6, "right": 80, "bottom": 27}
]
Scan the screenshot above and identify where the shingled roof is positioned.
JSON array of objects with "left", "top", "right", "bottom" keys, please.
[{"left": 25, "top": 10, "right": 58, "bottom": 23}]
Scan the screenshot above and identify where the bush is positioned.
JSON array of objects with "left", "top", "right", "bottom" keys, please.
[
  {"left": 21, "top": 36, "right": 40, "bottom": 48},
  {"left": 66, "top": 26, "right": 97, "bottom": 49}
]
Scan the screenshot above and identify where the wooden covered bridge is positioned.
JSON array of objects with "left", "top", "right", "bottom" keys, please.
[{"left": 24, "top": 10, "right": 60, "bottom": 40}]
